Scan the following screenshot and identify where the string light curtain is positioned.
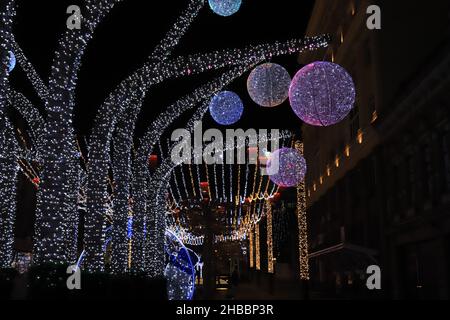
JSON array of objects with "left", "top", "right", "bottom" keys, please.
[
  {"left": 255, "top": 222, "right": 261, "bottom": 271},
  {"left": 249, "top": 226, "right": 254, "bottom": 268},
  {"left": 296, "top": 141, "right": 310, "bottom": 280},
  {"left": 266, "top": 201, "right": 274, "bottom": 274}
]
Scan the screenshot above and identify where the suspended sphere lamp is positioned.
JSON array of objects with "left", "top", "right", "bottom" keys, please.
[
  {"left": 267, "top": 148, "right": 307, "bottom": 188},
  {"left": 208, "top": 0, "right": 242, "bottom": 17},
  {"left": 209, "top": 91, "right": 244, "bottom": 126},
  {"left": 247, "top": 63, "right": 291, "bottom": 107},
  {"left": 289, "top": 61, "right": 355, "bottom": 126}
]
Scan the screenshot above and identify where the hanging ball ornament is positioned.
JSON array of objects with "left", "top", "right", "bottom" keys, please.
[
  {"left": 209, "top": 91, "right": 244, "bottom": 126},
  {"left": 247, "top": 63, "right": 291, "bottom": 108},
  {"left": 267, "top": 148, "right": 307, "bottom": 188},
  {"left": 289, "top": 61, "right": 355, "bottom": 126},
  {"left": 208, "top": 0, "right": 242, "bottom": 17},
  {"left": 4, "top": 51, "right": 16, "bottom": 73}
]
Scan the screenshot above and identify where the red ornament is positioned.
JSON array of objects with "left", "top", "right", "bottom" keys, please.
[
  {"left": 148, "top": 155, "right": 158, "bottom": 168},
  {"left": 32, "top": 177, "right": 40, "bottom": 185},
  {"left": 271, "top": 192, "right": 282, "bottom": 203},
  {"left": 200, "top": 182, "right": 209, "bottom": 189}
]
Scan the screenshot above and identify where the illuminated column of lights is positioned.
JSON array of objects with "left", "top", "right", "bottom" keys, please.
[
  {"left": 249, "top": 226, "right": 254, "bottom": 268},
  {"left": 205, "top": 163, "right": 212, "bottom": 199},
  {"left": 213, "top": 164, "right": 219, "bottom": 199},
  {"left": 250, "top": 162, "right": 258, "bottom": 201},
  {"left": 86, "top": 35, "right": 330, "bottom": 271},
  {"left": 180, "top": 166, "right": 189, "bottom": 198},
  {"left": 188, "top": 164, "right": 197, "bottom": 198},
  {"left": 295, "top": 141, "right": 310, "bottom": 280},
  {"left": 0, "top": 0, "right": 18, "bottom": 269},
  {"left": 256, "top": 172, "right": 264, "bottom": 200},
  {"left": 0, "top": 115, "right": 19, "bottom": 268},
  {"left": 32, "top": 0, "right": 119, "bottom": 267},
  {"left": 110, "top": 126, "right": 134, "bottom": 274},
  {"left": 255, "top": 222, "right": 261, "bottom": 271},
  {"left": 242, "top": 163, "right": 249, "bottom": 203},
  {"left": 221, "top": 164, "right": 226, "bottom": 200},
  {"left": 172, "top": 167, "right": 184, "bottom": 200},
  {"left": 263, "top": 173, "right": 271, "bottom": 198},
  {"left": 229, "top": 164, "right": 233, "bottom": 203},
  {"left": 235, "top": 165, "right": 241, "bottom": 205},
  {"left": 168, "top": 183, "right": 180, "bottom": 207},
  {"left": 195, "top": 164, "right": 203, "bottom": 199},
  {"left": 266, "top": 201, "right": 274, "bottom": 274}
]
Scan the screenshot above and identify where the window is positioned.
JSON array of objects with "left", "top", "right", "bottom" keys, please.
[{"left": 349, "top": 104, "right": 360, "bottom": 141}]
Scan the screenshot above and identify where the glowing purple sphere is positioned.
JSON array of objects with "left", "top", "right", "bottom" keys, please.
[
  {"left": 267, "top": 148, "right": 307, "bottom": 188},
  {"left": 289, "top": 61, "right": 355, "bottom": 126}
]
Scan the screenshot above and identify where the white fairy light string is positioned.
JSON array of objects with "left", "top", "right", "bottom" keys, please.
[{"left": 0, "top": 0, "right": 19, "bottom": 268}]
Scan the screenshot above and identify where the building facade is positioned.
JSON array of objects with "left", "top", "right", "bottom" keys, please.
[{"left": 300, "top": 0, "right": 450, "bottom": 299}]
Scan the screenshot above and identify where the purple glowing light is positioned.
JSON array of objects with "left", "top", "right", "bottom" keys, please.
[
  {"left": 267, "top": 148, "right": 307, "bottom": 188},
  {"left": 289, "top": 61, "right": 355, "bottom": 127}
]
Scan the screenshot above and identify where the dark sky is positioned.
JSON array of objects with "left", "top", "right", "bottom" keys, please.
[{"left": 11, "top": 0, "right": 315, "bottom": 140}]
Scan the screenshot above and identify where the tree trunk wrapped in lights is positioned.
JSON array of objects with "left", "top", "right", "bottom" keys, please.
[
  {"left": 0, "top": 123, "right": 19, "bottom": 268},
  {"left": 0, "top": 0, "right": 18, "bottom": 269},
  {"left": 33, "top": 0, "right": 120, "bottom": 266}
]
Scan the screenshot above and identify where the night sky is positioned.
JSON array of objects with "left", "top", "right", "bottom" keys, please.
[{"left": 10, "top": 0, "right": 315, "bottom": 141}]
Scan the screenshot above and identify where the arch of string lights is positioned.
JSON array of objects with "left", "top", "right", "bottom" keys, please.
[{"left": 0, "top": 0, "right": 330, "bottom": 275}]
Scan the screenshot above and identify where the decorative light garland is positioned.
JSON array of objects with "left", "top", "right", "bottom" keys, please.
[
  {"left": 255, "top": 222, "right": 261, "bottom": 271},
  {"left": 295, "top": 141, "right": 310, "bottom": 280},
  {"left": 249, "top": 225, "right": 254, "bottom": 268},
  {"left": 266, "top": 201, "right": 274, "bottom": 274}
]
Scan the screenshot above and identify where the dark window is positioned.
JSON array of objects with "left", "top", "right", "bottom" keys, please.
[{"left": 349, "top": 104, "right": 360, "bottom": 140}]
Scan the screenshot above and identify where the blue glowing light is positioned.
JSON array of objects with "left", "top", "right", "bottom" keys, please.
[
  {"left": 209, "top": 91, "right": 244, "bottom": 126},
  {"left": 127, "top": 216, "right": 133, "bottom": 239},
  {"left": 7, "top": 51, "right": 16, "bottom": 73},
  {"left": 165, "top": 229, "right": 196, "bottom": 301},
  {"left": 208, "top": 0, "right": 242, "bottom": 17}
]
